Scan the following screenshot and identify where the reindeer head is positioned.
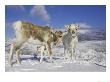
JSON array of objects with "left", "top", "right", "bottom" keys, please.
[
  {"left": 52, "top": 30, "right": 63, "bottom": 46},
  {"left": 65, "top": 24, "right": 79, "bottom": 37}
]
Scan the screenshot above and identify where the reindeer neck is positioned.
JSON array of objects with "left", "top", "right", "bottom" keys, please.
[
  {"left": 51, "top": 32, "right": 57, "bottom": 42},
  {"left": 67, "top": 32, "right": 77, "bottom": 38}
]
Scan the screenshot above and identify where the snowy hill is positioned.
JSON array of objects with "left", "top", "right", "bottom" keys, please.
[
  {"left": 78, "top": 28, "right": 106, "bottom": 41},
  {"left": 5, "top": 28, "right": 106, "bottom": 72},
  {"left": 55, "top": 28, "right": 106, "bottom": 41}
]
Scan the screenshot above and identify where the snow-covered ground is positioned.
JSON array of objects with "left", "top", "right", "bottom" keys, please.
[
  {"left": 5, "top": 28, "right": 106, "bottom": 72},
  {"left": 5, "top": 40, "right": 106, "bottom": 72}
]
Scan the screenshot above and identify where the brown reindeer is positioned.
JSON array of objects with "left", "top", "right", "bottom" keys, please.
[{"left": 9, "top": 21, "right": 63, "bottom": 66}]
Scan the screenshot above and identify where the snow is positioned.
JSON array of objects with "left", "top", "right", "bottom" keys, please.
[
  {"left": 5, "top": 28, "right": 106, "bottom": 72},
  {"left": 5, "top": 40, "right": 106, "bottom": 72}
]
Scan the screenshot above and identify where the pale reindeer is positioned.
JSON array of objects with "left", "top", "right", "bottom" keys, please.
[
  {"left": 36, "top": 45, "right": 47, "bottom": 63},
  {"left": 62, "top": 24, "right": 79, "bottom": 60},
  {"left": 9, "top": 21, "right": 63, "bottom": 66}
]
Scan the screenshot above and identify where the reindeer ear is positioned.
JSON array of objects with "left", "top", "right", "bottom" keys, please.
[
  {"left": 50, "top": 29, "right": 56, "bottom": 34},
  {"left": 76, "top": 24, "right": 79, "bottom": 30},
  {"left": 65, "top": 25, "right": 69, "bottom": 30},
  {"left": 55, "top": 31, "right": 58, "bottom": 34}
]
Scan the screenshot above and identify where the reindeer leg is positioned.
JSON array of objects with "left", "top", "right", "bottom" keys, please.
[
  {"left": 39, "top": 46, "right": 45, "bottom": 63},
  {"left": 47, "top": 42, "right": 53, "bottom": 62},
  {"left": 15, "top": 40, "right": 27, "bottom": 64},
  {"left": 73, "top": 49, "right": 76, "bottom": 60},
  {"left": 11, "top": 39, "right": 26, "bottom": 65},
  {"left": 9, "top": 43, "right": 15, "bottom": 66},
  {"left": 9, "top": 42, "right": 22, "bottom": 66},
  {"left": 64, "top": 48, "right": 67, "bottom": 60},
  {"left": 16, "top": 49, "right": 21, "bottom": 64},
  {"left": 70, "top": 49, "right": 73, "bottom": 60}
]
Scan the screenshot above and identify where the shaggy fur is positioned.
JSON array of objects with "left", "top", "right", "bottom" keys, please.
[
  {"left": 9, "top": 21, "right": 63, "bottom": 66},
  {"left": 62, "top": 24, "right": 79, "bottom": 60}
]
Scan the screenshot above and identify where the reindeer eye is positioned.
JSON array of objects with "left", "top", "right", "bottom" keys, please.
[
  {"left": 68, "top": 28, "right": 70, "bottom": 31},
  {"left": 59, "top": 35, "right": 62, "bottom": 37}
]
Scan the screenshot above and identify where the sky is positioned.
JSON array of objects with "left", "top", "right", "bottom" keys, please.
[{"left": 5, "top": 5, "right": 106, "bottom": 38}]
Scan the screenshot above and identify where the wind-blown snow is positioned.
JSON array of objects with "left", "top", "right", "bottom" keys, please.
[{"left": 5, "top": 28, "right": 106, "bottom": 72}]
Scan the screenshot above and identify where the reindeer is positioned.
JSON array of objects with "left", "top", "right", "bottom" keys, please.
[
  {"left": 62, "top": 24, "right": 79, "bottom": 60},
  {"left": 9, "top": 21, "right": 63, "bottom": 66}
]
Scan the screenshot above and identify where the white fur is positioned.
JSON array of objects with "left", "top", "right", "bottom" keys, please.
[
  {"left": 36, "top": 45, "right": 47, "bottom": 63},
  {"left": 44, "top": 35, "right": 49, "bottom": 41},
  {"left": 12, "top": 21, "right": 22, "bottom": 30},
  {"left": 9, "top": 21, "right": 54, "bottom": 66},
  {"left": 62, "top": 24, "right": 78, "bottom": 60}
]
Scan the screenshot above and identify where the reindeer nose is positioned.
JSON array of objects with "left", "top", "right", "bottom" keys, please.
[{"left": 72, "top": 31, "right": 75, "bottom": 34}]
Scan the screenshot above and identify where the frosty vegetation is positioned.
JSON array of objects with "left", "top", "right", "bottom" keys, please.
[{"left": 5, "top": 28, "right": 106, "bottom": 72}]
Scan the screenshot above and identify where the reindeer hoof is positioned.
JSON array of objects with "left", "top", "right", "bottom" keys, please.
[
  {"left": 39, "top": 61, "right": 42, "bottom": 64},
  {"left": 48, "top": 59, "right": 54, "bottom": 63}
]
